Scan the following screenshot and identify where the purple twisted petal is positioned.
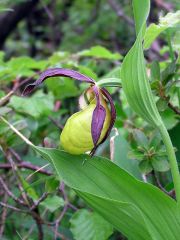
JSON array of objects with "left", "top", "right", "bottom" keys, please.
[
  {"left": 100, "top": 87, "right": 116, "bottom": 142},
  {"left": 91, "top": 85, "right": 106, "bottom": 147},
  {"left": 22, "top": 68, "right": 95, "bottom": 96},
  {"left": 90, "top": 87, "right": 116, "bottom": 156}
]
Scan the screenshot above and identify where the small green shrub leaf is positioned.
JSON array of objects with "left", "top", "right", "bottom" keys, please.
[
  {"left": 40, "top": 196, "right": 64, "bottom": 212},
  {"left": 79, "top": 46, "right": 122, "bottom": 60},
  {"left": 70, "top": 209, "right": 113, "bottom": 240},
  {"left": 144, "top": 10, "right": 180, "bottom": 49}
]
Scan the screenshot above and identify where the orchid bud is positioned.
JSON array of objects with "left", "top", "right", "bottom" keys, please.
[{"left": 23, "top": 68, "right": 116, "bottom": 155}]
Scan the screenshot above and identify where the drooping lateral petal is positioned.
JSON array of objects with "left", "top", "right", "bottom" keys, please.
[
  {"left": 91, "top": 86, "right": 106, "bottom": 147},
  {"left": 100, "top": 87, "right": 116, "bottom": 142},
  {"left": 22, "top": 68, "right": 95, "bottom": 96}
]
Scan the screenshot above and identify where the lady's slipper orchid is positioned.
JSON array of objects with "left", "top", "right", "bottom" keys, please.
[{"left": 23, "top": 68, "right": 116, "bottom": 155}]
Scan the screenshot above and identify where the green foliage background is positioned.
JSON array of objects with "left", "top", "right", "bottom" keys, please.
[{"left": 0, "top": 0, "right": 179, "bottom": 239}]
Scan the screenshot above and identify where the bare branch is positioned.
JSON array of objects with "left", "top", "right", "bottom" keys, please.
[
  {"left": 30, "top": 193, "right": 49, "bottom": 211},
  {"left": 0, "top": 71, "right": 40, "bottom": 107},
  {"left": 54, "top": 205, "right": 68, "bottom": 240},
  {"left": 108, "top": 0, "right": 134, "bottom": 27},
  {"left": 0, "top": 162, "right": 52, "bottom": 175},
  {"left": 154, "top": 0, "right": 173, "bottom": 11},
  {"left": 0, "top": 195, "right": 8, "bottom": 238},
  {"left": 0, "top": 201, "right": 27, "bottom": 213},
  {"left": 0, "top": 176, "right": 25, "bottom": 206}
]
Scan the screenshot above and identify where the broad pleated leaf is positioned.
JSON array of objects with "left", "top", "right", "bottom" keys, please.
[
  {"left": 121, "top": 0, "right": 163, "bottom": 127},
  {"left": 34, "top": 146, "right": 180, "bottom": 240}
]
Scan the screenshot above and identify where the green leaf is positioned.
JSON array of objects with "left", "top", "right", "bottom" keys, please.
[
  {"left": 128, "top": 150, "right": 144, "bottom": 161},
  {"left": 40, "top": 196, "right": 64, "bottom": 212},
  {"left": 20, "top": 177, "right": 39, "bottom": 200},
  {"left": 9, "top": 90, "right": 54, "bottom": 118},
  {"left": 132, "top": 129, "right": 148, "bottom": 148},
  {"left": 0, "top": 56, "right": 47, "bottom": 83},
  {"left": 150, "top": 61, "right": 160, "bottom": 82},
  {"left": 151, "top": 157, "right": 170, "bottom": 172},
  {"left": 161, "top": 61, "right": 176, "bottom": 84},
  {"left": 172, "top": 30, "right": 180, "bottom": 52},
  {"left": 121, "top": 0, "right": 163, "bottom": 128},
  {"left": 45, "top": 77, "right": 79, "bottom": 100},
  {"left": 78, "top": 65, "right": 98, "bottom": 80},
  {"left": 144, "top": 24, "right": 167, "bottom": 49},
  {"left": 144, "top": 10, "right": 180, "bottom": 49},
  {"left": 112, "top": 131, "right": 141, "bottom": 179},
  {"left": 101, "top": 67, "right": 121, "bottom": 94},
  {"left": 97, "top": 78, "right": 121, "bottom": 88},
  {"left": 139, "top": 160, "right": 153, "bottom": 174},
  {"left": 156, "top": 99, "right": 168, "bottom": 112},
  {"left": 79, "top": 46, "right": 122, "bottom": 60},
  {"left": 159, "top": 11, "right": 180, "bottom": 28},
  {"left": 34, "top": 146, "right": 180, "bottom": 240},
  {"left": 160, "top": 109, "right": 179, "bottom": 130},
  {"left": 70, "top": 209, "right": 113, "bottom": 240},
  {"left": 48, "top": 51, "right": 70, "bottom": 65},
  {"left": 0, "top": 106, "right": 12, "bottom": 116},
  {"left": 45, "top": 177, "right": 59, "bottom": 193},
  {"left": 7, "top": 56, "right": 47, "bottom": 72}
]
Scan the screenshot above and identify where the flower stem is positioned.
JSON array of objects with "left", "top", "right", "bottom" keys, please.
[{"left": 159, "top": 123, "right": 180, "bottom": 205}]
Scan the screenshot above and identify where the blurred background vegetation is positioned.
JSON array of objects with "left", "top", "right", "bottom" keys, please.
[{"left": 0, "top": 0, "right": 179, "bottom": 239}]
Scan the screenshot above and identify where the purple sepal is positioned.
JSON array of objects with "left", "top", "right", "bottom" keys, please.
[
  {"left": 91, "top": 86, "right": 106, "bottom": 147},
  {"left": 100, "top": 87, "right": 116, "bottom": 142},
  {"left": 22, "top": 68, "right": 95, "bottom": 96},
  {"left": 90, "top": 87, "right": 116, "bottom": 156}
]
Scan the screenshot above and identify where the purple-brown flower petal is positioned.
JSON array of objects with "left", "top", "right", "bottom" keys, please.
[
  {"left": 91, "top": 86, "right": 106, "bottom": 147},
  {"left": 100, "top": 87, "right": 116, "bottom": 142},
  {"left": 90, "top": 87, "right": 116, "bottom": 156},
  {"left": 22, "top": 68, "right": 95, "bottom": 96}
]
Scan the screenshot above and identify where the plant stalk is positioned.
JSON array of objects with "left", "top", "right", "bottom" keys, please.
[{"left": 159, "top": 123, "right": 180, "bottom": 204}]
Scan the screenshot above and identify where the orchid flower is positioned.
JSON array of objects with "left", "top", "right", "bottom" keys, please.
[{"left": 23, "top": 68, "right": 116, "bottom": 155}]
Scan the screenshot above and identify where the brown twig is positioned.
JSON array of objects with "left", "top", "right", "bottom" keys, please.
[
  {"left": 52, "top": 182, "right": 77, "bottom": 239},
  {"left": 54, "top": 205, "right": 68, "bottom": 240},
  {"left": 0, "top": 176, "right": 25, "bottom": 205},
  {"left": 0, "top": 71, "right": 40, "bottom": 107},
  {"left": 154, "top": 0, "right": 173, "bottom": 11},
  {"left": 40, "top": 0, "right": 54, "bottom": 21},
  {"left": 0, "top": 162, "right": 52, "bottom": 175},
  {"left": 60, "top": 182, "right": 78, "bottom": 211},
  {"left": 32, "top": 208, "right": 44, "bottom": 240},
  {"left": 9, "top": 148, "right": 22, "bottom": 162},
  {"left": 0, "top": 201, "right": 27, "bottom": 213},
  {"left": 30, "top": 192, "right": 49, "bottom": 211},
  {"left": 159, "top": 90, "right": 180, "bottom": 115},
  {"left": 48, "top": 116, "right": 64, "bottom": 130},
  {"left": 108, "top": 0, "right": 134, "bottom": 27},
  {"left": 152, "top": 171, "right": 175, "bottom": 197},
  {"left": 0, "top": 194, "right": 8, "bottom": 238},
  {"left": 6, "top": 152, "right": 31, "bottom": 206},
  {"left": 167, "top": 101, "right": 180, "bottom": 115}
]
